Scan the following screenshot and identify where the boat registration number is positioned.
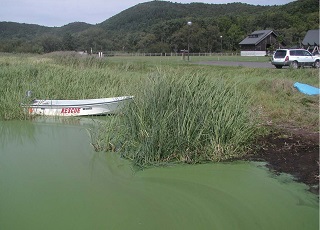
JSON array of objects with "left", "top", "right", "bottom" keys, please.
[{"left": 61, "top": 108, "right": 81, "bottom": 114}]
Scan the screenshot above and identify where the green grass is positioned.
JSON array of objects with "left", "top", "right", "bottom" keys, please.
[
  {"left": 106, "top": 54, "right": 270, "bottom": 64},
  {"left": 0, "top": 53, "right": 318, "bottom": 166},
  {"left": 119, "top": 71, "right": 257, "bottom": 166}
]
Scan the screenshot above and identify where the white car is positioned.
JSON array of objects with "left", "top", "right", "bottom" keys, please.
[{"left": 271, "top": 49, "right": 320, "bottom": 69}]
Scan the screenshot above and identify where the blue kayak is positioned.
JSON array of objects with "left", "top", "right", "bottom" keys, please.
[{"left": 293, "top": 82, "right": 320, "bottom": 96}]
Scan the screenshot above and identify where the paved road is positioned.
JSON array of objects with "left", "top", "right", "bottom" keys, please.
[{"left": 194, "top": 61, "right": 275, "bottom": 68}]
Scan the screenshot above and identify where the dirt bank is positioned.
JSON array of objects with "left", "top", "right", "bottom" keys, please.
[{"left": 245, "top": 127, "right": 319, "bottom": 194}]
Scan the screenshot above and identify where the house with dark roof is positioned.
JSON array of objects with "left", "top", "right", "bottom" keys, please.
[
  {"left": 302, "top": 29, "right": 319, "bottom": 54},
  {"left": 239, "top": 30, "right": 281, "bottom": 56}
]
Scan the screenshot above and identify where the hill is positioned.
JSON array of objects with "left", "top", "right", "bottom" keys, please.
[
  {"left": 99, "top": 1, "right": 268, "bottom": 32},
  {"left": 0, "top": 21, "right": 93, "bottom": 40},
  {"left": 0, "top": 22, "right": 51, "bottom": 40},
  {"left": 0, "top": 0, "right": 318, "bottom": 53}
]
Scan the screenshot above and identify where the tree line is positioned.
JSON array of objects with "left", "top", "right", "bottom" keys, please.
[{"left": 0, "top": 0, "right": 318, "bottom": 54}]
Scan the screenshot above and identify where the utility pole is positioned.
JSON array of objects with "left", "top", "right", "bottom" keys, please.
[{"left": 187, "top": 21, "right": 192, "bottom": 61}]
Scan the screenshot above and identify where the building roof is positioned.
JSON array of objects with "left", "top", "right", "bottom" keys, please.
[
  {"left": 302, "top": 29, "right": 319, "bottom": 46},
  {"left": 239, "top": 30, "right": 276, "bottom": 45}
]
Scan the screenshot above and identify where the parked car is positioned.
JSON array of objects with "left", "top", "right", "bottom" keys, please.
[{"left": 271, "top": 49, "right": 320, "bottom": 69}]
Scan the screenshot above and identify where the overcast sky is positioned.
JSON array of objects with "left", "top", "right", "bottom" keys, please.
[{"left": 1, "top": 0, "right": 296, "bottom": 27}]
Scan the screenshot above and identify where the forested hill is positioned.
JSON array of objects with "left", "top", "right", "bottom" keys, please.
[
  {"left": 0, "top": 22, "right": 93, "bottom": 39},
  {"left": 99, "top": 1, "right": 268, "bottom": 31},
  {"left": 0, "top": 0, "right": 318, "bottom": 53}
]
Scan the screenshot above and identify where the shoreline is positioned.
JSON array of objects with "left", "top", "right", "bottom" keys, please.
[{"left": 244, "top": 127, "right": 319, "bottom": 195}]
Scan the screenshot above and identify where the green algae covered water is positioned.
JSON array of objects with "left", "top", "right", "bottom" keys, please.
[{"left": 0, "top": 119, "right": 318, "bottom": 230}]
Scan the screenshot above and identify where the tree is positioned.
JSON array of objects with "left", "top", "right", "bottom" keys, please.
[
  {"left": 62, "top": 33, "right": 76, "bottom": 51},
  {"left": 38, "top": 35, "right": 61, "bottom": 53},
  {"left": 137, "top": 33, "right": 157, "bottom": 52},
  {"left": 226, "top": 24, "right": 244, "bottom": 51},
  {"left": 203, "top": 24, "right": 220, "bottom": 52}
]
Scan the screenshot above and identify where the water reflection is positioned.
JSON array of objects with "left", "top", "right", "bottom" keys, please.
[
  {"left": 0, "top": 120, "right": 36, "bottom": 146},
  {"left": 0, "top": 117, "right": 107, "bottom": 148},
  {"left": 31, "top": 116, "right": 102, "bottom": 127}
]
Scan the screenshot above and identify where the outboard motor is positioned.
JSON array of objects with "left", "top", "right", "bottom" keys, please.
[{"left": 26, "top": 90, "right": 32, "bottom": 98}]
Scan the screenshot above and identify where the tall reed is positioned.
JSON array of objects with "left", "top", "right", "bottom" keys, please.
[
  {"left": 119, "top": 70, "right": 257, "bottom": 166},
  {"left": 0, "top": 54, "right": 137, "bottom": 120}
]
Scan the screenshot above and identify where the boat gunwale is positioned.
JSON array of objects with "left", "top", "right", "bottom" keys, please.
[{"left": 22, "top": 96, "right": 133, "bottom": 108}]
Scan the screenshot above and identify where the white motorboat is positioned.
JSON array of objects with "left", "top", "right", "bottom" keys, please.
[{"left": 23, "top": 96, "right": 133, "bottom": 116}]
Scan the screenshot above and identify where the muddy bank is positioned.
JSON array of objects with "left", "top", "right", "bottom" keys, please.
[{"left": 245, "top": 127, "right": 319, "bottom": 194}]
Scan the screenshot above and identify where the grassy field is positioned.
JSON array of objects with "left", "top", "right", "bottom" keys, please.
[
  {"left": 1, "top": 52, "right": 319, "bottom": 166},
  {"left": 105, "top": 54, "right": 270, "bottom": 64}
]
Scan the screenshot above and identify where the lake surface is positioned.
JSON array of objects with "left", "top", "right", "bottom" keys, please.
[{"left": 0, "top": 118, "right": 318, "bottom": 230}]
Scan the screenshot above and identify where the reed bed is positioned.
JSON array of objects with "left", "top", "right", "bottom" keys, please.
[
  {"left": 0, "top": 54, "right": 138, "bottom": 120},
  {"left": 118, "top": 71, "right": 257, "bottom": 166}
]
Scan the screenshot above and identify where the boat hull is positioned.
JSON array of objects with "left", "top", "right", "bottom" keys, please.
[{"left": 24, "top": 96, "right": 133, "bottom": 116}]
